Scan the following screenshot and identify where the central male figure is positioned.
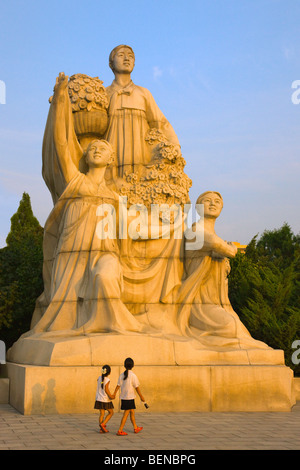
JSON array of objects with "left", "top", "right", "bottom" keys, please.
[{"left": 105, "top": 45, "right": 180, "bottom": 179}]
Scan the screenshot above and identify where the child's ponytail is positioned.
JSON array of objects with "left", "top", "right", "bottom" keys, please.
[
  {"left": 123, "top": 357, "right": 134, "bottom": 380},
  {"left": 101, "top": 364, "right": 111, "bottom": 389}
]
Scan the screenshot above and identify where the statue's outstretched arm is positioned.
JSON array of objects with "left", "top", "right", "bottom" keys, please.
[
  {"left": 51, "top": 73, "right": 78, "bottom": 183},
  {"left": 42, "top": 73, "right": 82, "bottom": 203},
  {"left": 186, "top": 222, "right": 237, "bottom": 259},
  {"left": 205, "top": 232, "right": 238, "bottom": 259}
]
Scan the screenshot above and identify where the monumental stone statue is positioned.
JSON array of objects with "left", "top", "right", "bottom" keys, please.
[
  {"left": 7, "top": 45, "right": 295, "bottom": 415},
  {"left": 11, "top": 45, "right": 269, "bottom": 349}
]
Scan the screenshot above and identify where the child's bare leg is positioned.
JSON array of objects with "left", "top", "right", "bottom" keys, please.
[
  {"left": 103, "top": 409, "right": 114, "bottom": 426},
  {"left": 119, "top": 410, "right": 130, "bottom": 431},
  {"left": 130, "top": 409, "right": 137, "bottom": 429},
  {"left": 130, "top": 409, "right": 143, "bottom": 433},
  {"left": 99, "top": 409, "right": 105, "bottom": 426}
]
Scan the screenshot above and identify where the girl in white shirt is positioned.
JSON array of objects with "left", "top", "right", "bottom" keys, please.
[
  {"left": 94, "top": 365, "right": 115, "bottom": 433},
  {"left": 114, "top": 357, "right": 145, "bottom": 436}
]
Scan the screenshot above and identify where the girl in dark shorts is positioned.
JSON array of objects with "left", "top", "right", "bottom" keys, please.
[
  {"left": 114, "top": 357, "right": 146, "bottom": 436},
  {"left": 94, "top": 364, "right": 115, "bottom": 433}
]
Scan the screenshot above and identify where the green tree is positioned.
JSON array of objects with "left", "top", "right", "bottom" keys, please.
[
  {"left": 256, "top": 223, "right": 300, "bottom": 269},
  {"left": 229, "top": 224, "right": 300, "bottom": 375},
  {"left": 0, "top": 193, "right": 44, "bottom": 349}
]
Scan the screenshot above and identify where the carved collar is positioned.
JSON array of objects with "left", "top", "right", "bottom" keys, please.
[{"left": 109, "top": 79, "right": 135, "bottom": 96}]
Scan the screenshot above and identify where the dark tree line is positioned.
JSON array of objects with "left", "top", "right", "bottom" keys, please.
[
  {"left": 229, "top": 223, "right": 300, "bottom": 375},
  {"left": 0, "top": 193, "right": 299, "bottom": 375},
  {"left": 0, "top": 193, "right": 43, "bottom": 349}
]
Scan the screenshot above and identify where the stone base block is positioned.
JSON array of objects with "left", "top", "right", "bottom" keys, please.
[
  {"left": 0, "top": 378, "right": 9, "bottom": 404},
  {"left": 7, "top": 362, "right": 295, "bottom": 414},
  {"left": 7, "top": 333, "right": 286, "bottom": 366},
  {"left": 294, "top": 377, "right": 300, "bottom": 400}
]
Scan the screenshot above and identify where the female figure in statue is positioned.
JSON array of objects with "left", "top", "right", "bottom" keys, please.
[
  {"left": 177, "top": 191, "right": 268, "bottom": 349},
  {"left": 29, "top": 73, "right": 144, "bottom": 335}
]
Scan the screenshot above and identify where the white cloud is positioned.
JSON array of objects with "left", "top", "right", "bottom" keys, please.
[
  {"left": 153, "top": 66, "right": 163, "bottom": 81},
  {"left": 282, "top": 46, "right": 294, "bottom": 61}
]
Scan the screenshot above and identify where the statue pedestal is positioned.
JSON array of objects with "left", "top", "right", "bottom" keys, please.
[{"left": 6, "top": 334, "right": 296, "bottom": 414}]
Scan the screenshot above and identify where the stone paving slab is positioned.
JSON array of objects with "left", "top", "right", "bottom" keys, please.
[{"left": 0, "top": 403, "right": 300, "bottom": 451}]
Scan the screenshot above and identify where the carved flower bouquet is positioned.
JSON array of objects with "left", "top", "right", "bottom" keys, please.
[
  {"left": 67, "top": 74, "right": 109, "bottom": 141},
  {"left": 120, "top": 129, "right": 192, "bottom": 209}
]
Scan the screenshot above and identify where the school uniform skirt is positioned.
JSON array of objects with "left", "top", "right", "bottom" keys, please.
[
  {"left": 94, "top": 401, "right": 114, "bottom": 410},
  {"left": 121, "top": 399, "right": 136, "bottom": 410}
]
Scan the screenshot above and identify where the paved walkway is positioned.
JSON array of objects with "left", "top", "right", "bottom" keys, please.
[{"left": 1, "top": 403, "right": 300, "bottom": 451}]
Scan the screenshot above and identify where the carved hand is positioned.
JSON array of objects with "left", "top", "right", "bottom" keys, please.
[
  {"left": 227, "top": 241, "right": 238, "bottom": 257},
  {"left": 53, "top": 72, "right": 69, "bottom": 98}
]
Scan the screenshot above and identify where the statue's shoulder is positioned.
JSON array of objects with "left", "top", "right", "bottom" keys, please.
[{"left": 134, "top": 84, "right": 153, "bottom": 98}]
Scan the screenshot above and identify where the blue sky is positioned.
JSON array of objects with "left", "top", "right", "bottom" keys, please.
[{"left": 0, "top": 0, "right": 299, "bottom": 246}]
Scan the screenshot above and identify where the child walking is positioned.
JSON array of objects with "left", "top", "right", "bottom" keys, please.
[
  {"left": 114, "top": 357, "right": 145, "bottom": 436},
  {"left": 94, "top": 364, "right": 115, "bottom": 433}
]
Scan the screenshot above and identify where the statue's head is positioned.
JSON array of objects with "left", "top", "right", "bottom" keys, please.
[
  {"left": 196, "top": 191, "right": 223, "bottom": 218},
  {"left": 109, "top": 45, "right": 135, "bottom": 74},
  {"left": 84, "top": 139, "right": 114, "bottom": 168}
]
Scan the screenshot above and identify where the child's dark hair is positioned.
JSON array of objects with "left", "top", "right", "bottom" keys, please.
[
  {"left": 123, "top": 357, "right": 134, "bottom": 380},
  {"left": 101, "top": 364, "right": 111, "bottom": 389}
]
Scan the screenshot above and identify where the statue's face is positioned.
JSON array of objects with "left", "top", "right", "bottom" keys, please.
[
  {"left": 86, "top": 141, "right": 112, "bottom": 168},
  {"left": 112, "top": 47, "right": 135, "bottom": 74},
  {"left": 200, "top": 192, "right": 223, "bottom": 218}
]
